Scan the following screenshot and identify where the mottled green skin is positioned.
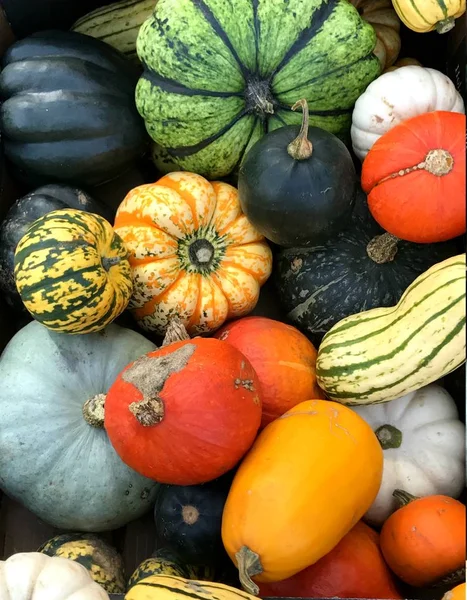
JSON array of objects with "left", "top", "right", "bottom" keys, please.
[{"left": 136, "top": 0, "right": 380, "bottom": 178}]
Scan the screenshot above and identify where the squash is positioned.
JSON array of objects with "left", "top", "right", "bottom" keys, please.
[
  {"left": 316, "top": 254, "right": 466, "bottom": 405},
  {"left": 0, "top": 184, "right": 112, "bottom": 313},
  {"left": 214, "top": 316, "right": 325, "bottom": 427},
  {"left": 126, "top": 574, "right": 257, "bottom": 600},
  {"left": 38, "top": 533, "right": 125, "bottom": 593},
  {"left": 134, "top": 0, "right": 380, "bottom": 179},
  {"left": 113, "top": 171, "right": 272, "bottom": 336},
  {"left": 0, "top": 30, "right": 147, "bottom": 187},
  {"left": 0, "top": 320, "right": 159, "bottom": 531},
  {"left": 0, "top": 553, "right": 110, "bottom": 599},
  {"left": 390, "top": 0, "right": 465, "bottom": 33},
  {"left": 14, "top": 209, "right": 133, "bottom": 334},
  {"left": 274, "top": 188, "right": 457, "bottom": 347},
  {"left": 362, "top": 111, "right": 466, "bottom": 243},
  {"left": 384, "top": 57, "right": 422, "bottom": 72},
  {"left": 71, "top": 0, "right": 156, "bottom": 63},
  {"left": 237, "top": 99, "right": 357, "bottom": 247},
  {"left": 104, "top": 331, "right": 262, "bottom": 485},
  {"left": 380, "top": 492, "right": 466, "bottom": 587},
  {"left": 352, "top": 66, "right": 465, "bottom": 160},
  {"left": 350, "top": 0, "right": 401, "bottom": 70},
  {"left": 443, "top": 583, "right": 467, "bottom": 600},
  {"left": 352, "top": 384, "right": 466, "bottom": 526},
  {"left": 221, "top": 399, "right": 383, "bottom": 594},
  {"left": 258, "top": 520, "right": 402, "bottom": 599}
]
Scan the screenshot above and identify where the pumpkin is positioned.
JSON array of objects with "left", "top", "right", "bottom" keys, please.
[
  {"left": 362, "top": 111, "right": 466, "bottom": 243},
  {"left": 352, "top": 66, "right": 465, "bottom": 160},
  {"left": 0, "top": 320, "right": 159, "bottom": 531},
  {"left": 214, "top": 316, "right": 325, "bottom": 427},
  {"left": 134, "top": 0, "right": 380, "bottom": 179},
  {"left": 221, "top": 399, "right": 383, "bottom": 595},
  {"left": 0, "top": 30, "right": 147, "bottom": 187},
  {"left": 113, "top": 171, "right": 272, "bottom": 336},
  {"left": 380, "top": 492, "right": 466, "bottom": 587},
  {"left": 274, "top": 188, "right": 457, "bottom": 347},
  {"left": 258, "top": 520, "right": 402, "bottom": 599},
  {"left": 391, "top": 0, "right": 466, "bottom": 33},
  {"left": 350, "top": 0, "right": 401, "bottom": 70},
  {"left": 38, "top": 533, "right": 125, "bottom": 594},
  {"left": 104, "top": 331, "right": 262, "bottom": 485},
  {"left": 0, "top": 184, "right": 112, "bottom": 313},
  {"left": 316, "top": 254, "right": 466, "bottom": 405},
  {"left": 384, "top": 57, "right": 422, "bottom": 72},
  {"left": 14, "top": 209, "right": 133, "bottom": 334},
  {"left": 352, "top": 384, "right": 466, "bottom": 526},
  {"left": 0, "top": 553, "right": 110, "bottom": 599},
  {"left": 443, "top": 583, "right": 467, "bottom": 600},
  {"left": 237, "top": 99, "right": 357, "bottom": 247}
]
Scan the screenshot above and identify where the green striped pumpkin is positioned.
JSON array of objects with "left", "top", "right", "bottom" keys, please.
[
  {"left": 316, "top": 254, "right": 466, "bottom": 405},
  {"left": 14, "top": 209, "right": 133, "bottom": 334},
  {"left": 135, "top": 0, "right": 381, "bottom": 179}
]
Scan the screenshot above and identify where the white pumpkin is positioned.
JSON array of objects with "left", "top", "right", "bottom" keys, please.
[
  {"left": 353, "top": 384, "right": 465, "bottom": 526},
  {"left": 351, "top": 65, "right": 465, "bottom": 160},
  {"left": 0, "top": 553, "right": 109, "bottom": 599}
]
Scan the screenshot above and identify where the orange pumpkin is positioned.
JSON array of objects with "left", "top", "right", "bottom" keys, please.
[
  {"left": 214, "top": 316, "right": 325, "bottom": 427},
  {"left": 380, "top": 491, "right": 466, "bottom": 587},
  {"left": 258, "top": 521, "right": 403, "bottom": 599},
  {"left": 362, "top": 111, "right": 466, "bottom": 243},
  {"left": 221, "top": 399, "right": 384, "bottom": 595},
  {"left": 114, "top": 172, "right": 273, "bottom": 336},
  {"left": 443, "top": 582, "right": 467, "bottom": 600}
]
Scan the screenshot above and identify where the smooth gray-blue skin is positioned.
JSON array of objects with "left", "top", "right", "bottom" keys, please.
[{"left": 0, "top": 321, "right": 159, "bottom": 531}]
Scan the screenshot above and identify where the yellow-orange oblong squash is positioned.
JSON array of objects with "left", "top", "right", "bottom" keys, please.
[{"left": 221, "top": 399, "right": 384, "bottom": 595}]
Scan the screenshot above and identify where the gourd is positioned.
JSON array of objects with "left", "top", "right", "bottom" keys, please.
[
  {"left": 14, "top": 209, "right": 133, "bottom": 334},
  {"left": 274, "top": 189, "right": 457, "bottom": 346},
  {"left": 362, "top": 111, "right": 466, "bottom": 243},
  {"left": 380, "top": 492, "right": 466, "bottom": 587},
  {"left": 104, "top": 328, "right": 262, "bottom": 485},
  {"left": 0, "top": 320, "right": 159, "bottom": 531},
  {"left": 350, "top": 0, "right": 401, "bottom": 70},
  {"left": 0, "top": 553, "right": 110, "bottom": 599},
  {"left": 214, "top": 316, "right": 325, "bottom": 426},
  {"left": 237, "top": 99, "right": 357, "bottom": 247},
  {"left": 38, "top": 533, "right": 125, "bottom": 593},
  {"left": 353, "top": 384, "right": 466, "bottom": 526},
  {"left": 134, "top": 0, "right": 380, "bottom": 178},
  {"left": 390, "top": 0, "right": 466, "bottom": 33},
  {"left": 221, "top": 399, "right": 383, "bottom": 594},
  {"left": 316, "top": 254, "right": 466, "bottom": 405},
  {"left": 0, "top": 30, "right": 147, "bottom": 187},
  {"left": 258, "top": 521, "right": 402, "bottom": 599},
  {"left": 352, "top": 66, "right": 465, "bottom": 160},
  {"left": 0, "top": 184, "right": 112, "bottom": 313},
  {"left": 113, "top": 172, "right": 272, "bottom": 336}
]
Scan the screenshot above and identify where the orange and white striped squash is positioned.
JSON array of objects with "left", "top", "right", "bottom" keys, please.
[{"left": 114, "top": 172, "right": 273, "bottom": 336}]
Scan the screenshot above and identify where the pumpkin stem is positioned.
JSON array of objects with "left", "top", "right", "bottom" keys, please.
[
  {"left": 366, "top": 233, "right": 399, "bottom": 263},
  {"left": 162, "top": 317, "right": 191, "bottom": 347},
  {"left": 435, "top": 17, "right": 455, "bottom": 33},
  {"left": 375, "top": 424, "right": 403, "bottom": 449},
  {"left": 82, "top": 393, "right": 106, "bottom": 428},
  {"left": 393, "top": 489, "right": 419, "bottom": 508},
  {"left": 129, "top": 396, "right": 164, "bottom": 426},
  {"left": 235, "top": 546, "right": 263, "bottom": 596},
  {"left": 287, "top": 99, "right": 313, "bottom": 161},
  {"left": 423, "top": 149, "right": 454, "bottom": 176}
]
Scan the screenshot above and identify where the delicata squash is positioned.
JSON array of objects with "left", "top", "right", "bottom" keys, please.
[{"left": 221, "top": 399, "right": 383, "bottom": 594}]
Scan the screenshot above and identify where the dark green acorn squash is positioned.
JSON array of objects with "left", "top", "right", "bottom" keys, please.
[
  {"left": 238, "top": 99, "right": 357, "bottom": 247},
  {"left": 135, "top": 0, "right": 380, "bottom": 179},
  {"left": 275, "top": 189, "right": 458, "bottom": 346},
  {"left": 0, "top": 184, "right": 110, "bottom": 312},
  {"left": 0, "top": 30, "right": 148, "bottom": 187}
]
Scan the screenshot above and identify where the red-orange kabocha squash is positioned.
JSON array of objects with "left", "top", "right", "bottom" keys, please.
[
  {"left": 362, "top": 111, "right": 466, "bottom": 243},
  {"left": 214, "top": 316, "right": 325, "bottom": 427},
  {"left": 258, "top": 521, "right": 403, "bottom": 599},
  {"left": 104, "top": 329, "right": 262, "bottom": 485}
]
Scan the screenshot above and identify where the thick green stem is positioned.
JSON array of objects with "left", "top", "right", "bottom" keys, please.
[
  {"left": 287, "top": 99, "right": 313, "bottom": 161},
  {"left": 435, "top": 17, "right": 455, "bottom": 33},
  {"left": 375, "top": 424, "right": 403, "bottom": 449},
  {"left": 235, "top": 546, "right": 263, "bottom": 596},
  {"left": 393, "top": 489, "right": 419, "bottom": 508}
]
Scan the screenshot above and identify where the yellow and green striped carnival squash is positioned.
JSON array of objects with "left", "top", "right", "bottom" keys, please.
[
  {"left": 135, "top": 0, "right": 381, "bottom": 179},
  {"left": 316, "top": 254, "right": 466, "bottom": 405},
  {"left": 14, "top": 209, "right": 133, "bottom": 334}
]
